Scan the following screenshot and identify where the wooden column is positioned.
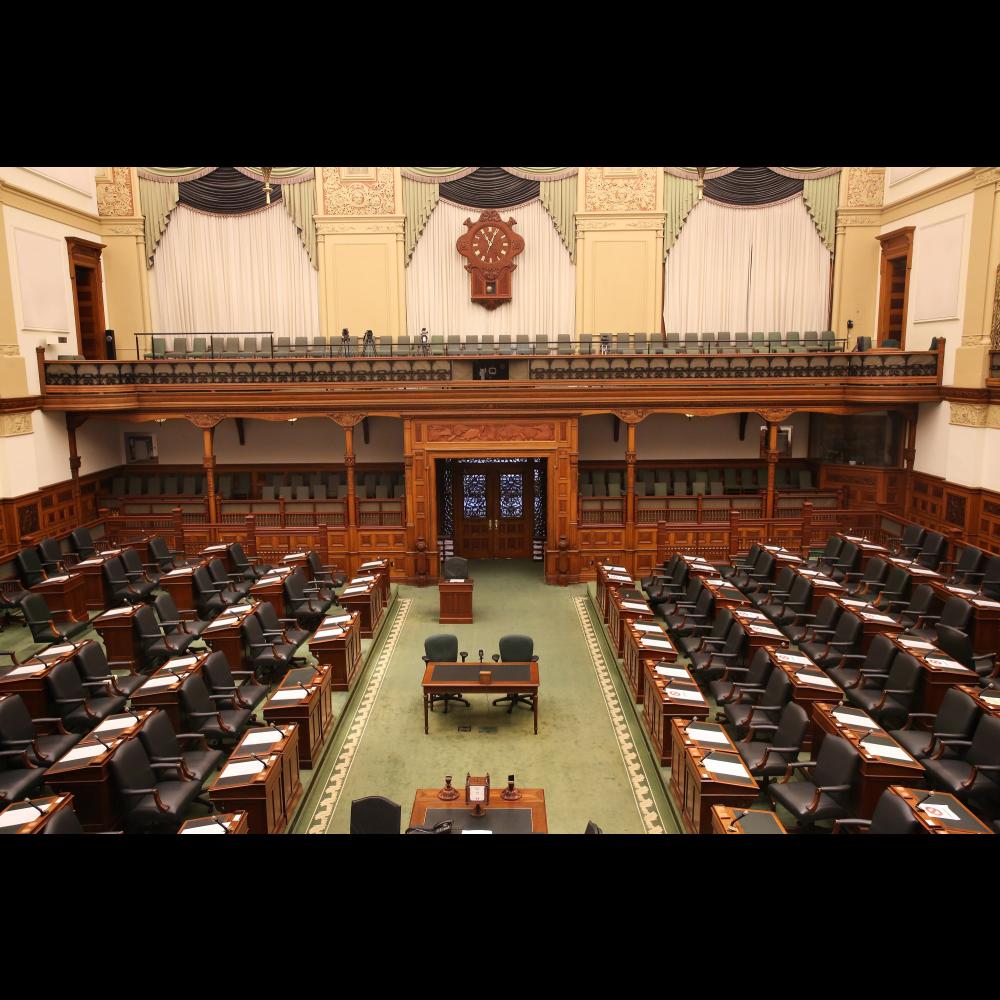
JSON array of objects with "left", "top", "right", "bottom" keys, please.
[
  {"left": 65, "top": 413, "right": 85, "bottom": 526},
  {"left": 203, "top": 426, "right": 218, "bottom": 524},
  {"left": 329, "top": 412, "right": 365, "bottom": 575},
  {"left": 625, "top": 421, "right": 637, "bottom": 572},
  {"left": 765, "top": 421, "right": 779, "bottom": 520},
  {"left": 902, "top": 410, "right": 918, "bottom": 518}
]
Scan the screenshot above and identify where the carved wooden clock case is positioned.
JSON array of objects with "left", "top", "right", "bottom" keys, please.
[{"left": 456, "top": 209, "right": 525, "bottom": 309}]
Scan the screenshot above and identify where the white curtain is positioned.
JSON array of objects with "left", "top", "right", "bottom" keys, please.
[
  {"left": 405, "top": 198, "right": 575, "bottom": 337},
  {"left": 149, "top": 203, "right": 319, "bottom": 338},
  {"left": 663, "top": 197, "right": 832, "bottom": 332}
]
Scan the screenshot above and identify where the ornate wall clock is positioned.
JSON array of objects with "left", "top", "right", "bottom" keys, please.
[{"left": 456, "top": 210, "right": 525, "bottom": 309}]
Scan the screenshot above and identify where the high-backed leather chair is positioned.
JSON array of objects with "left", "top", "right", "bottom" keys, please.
[
  {"left": 121, "top": 547, "right": 160, "bottom": 586},
  {"left": 733, "top": 701, "right": 809, "bottom": 787},
  {"left": 731, "top": 550, "right": 776, "bottom": 594},
  {"left": 759, "top": 573, "right": 813, "bottom": 626},
  {"left": 18, "top": 593, "right": 90, "bottom": 645},
  {"left": 442, "top": 556, "right": 469, "bottom": 580},
  {"left": 0, "top": 760, "right": 47, "bottom": 805},
  {"left": 720, "top": 544, "right": 763, "bottom": 581},
  {"left": 768, "top": 734, "right": 860, "bottom": 829},
  {"left": 69, "top": 527, "right": 102, "bottom": 559},
  {"left": 241, "top": 614, "right": 306, "bottom": 680},
  {"left": 201, "top": 650, "right": 268, "bottom": 712},
  {"left": 722, "top": 667, "right": 792, "bottom": 734},
  {"left": 678, "top": 607, "right": 733, "bottom": 658},
  {"left": 0, "top": 692, "right": 80, "bottom": 766},
  {"left": 805, "top": 536, "right": 842, "bottom": 570},
  {"left": 207, "top": 558, "right": 253, "bottom": 599},
  {"left": 422, "top": 634, "right": 469, "bottom": 712},
  {"left": 133, "top": 605, "right": 196, "bottom": 672},
  {"left": 148, "top": 536, "right": 195, "bottom": 571},
  {"left": 350, "top": 795, "right": 401, "bottom": 834},
  {"left": 306, "top": 551, "right": 345, "bottom": 590},
  {"left": 193, "top": 565, "right": 242, "bottom": 617},
  {"left": 709, "top": 646, "right": 773, "bottom": 707},
  {"left": 153, "top": 592, "right": 210, "bottom": 639},
  {"left": 890, "top": 687, "right": 981, "bottom": 761},
  {"left": 74, "top": 639, "right": 146, "bottom": 697},
  {"left": 37, "top": 539, "right": 71, "bottom": 574},
  {"left": 923, "top": 714, "right": 1000, "bottom": 805},
  {"left": 664, "top": 587, "right": 715, "bottom": 637},
  {"left": 782, "top": 594, "right": 842, "bottom": 645},
  {"left": 844, "top": 556, "right": 890, "bottom": 598},
  {"left": 255, "top": 601, "right": 309, "bottom": 650},
  {"left": 934, "top": 626, "right": 999, "bottom": 684},
  {"left": 902, "top": 596, "right": 973, "bottom": 643},
  {"left": 916, "top": 531, "right": 947, "bottom": 570},
  {"left": 492, "top": 634, "right": 538, "bottom": 712},
  {"left": 103, "top": 556, "right": 156, "bottom": 605},
  {"left": 869, "top": 565, "right": 913, "bottom": 613},
  {"left": 888, "top": 584, "right": 937, "bottom": 629},
  {"left": 827, "top": 632, "right": 898, "bottom": 691},
  {"left": 688, "top": 616, "right": 746, "bottom": 682},
  {"left": 897, "top": 524, "right": 926, "bottom": 558},
  {"left": 227, "top": 541, "right": 272, "bottom": 581},
  {"left": 940, "top": 545, "right": 985, "bottom": 587},
  {"left": 109, "top": 736, "right": 203, "bottom": 833},
  {"left": 136, "top": 708, "right": 223, "bottom": 787},
  {"left": 799, "top": 612, "right": 863, "bottom": 668},
  {"left": 283, "top": 568, "right": 333, "bottom": 627},
  {"left": 833, "top": 788, "right": 923, "bottom": 834},
  {"left": 844, "top": 651, "right": 922, "bottom": 728},
  {"left": 44, "top": 659, "right": 126, "bottom": 733},
  {"left": 178, "top": 674, "right": 256, "bottom": 746},
  {"left": 15, "top": 548, "right": 49, "bottom": 588}
]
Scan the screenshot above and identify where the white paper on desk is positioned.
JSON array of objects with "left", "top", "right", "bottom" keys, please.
[
  {"left": 351, "top": 575, "right": 376, "bottom": 583},
  {"left": 164, "top": 655, "right": 199, "bottom": 669},
  {"left": 94, "top": 715, "right": 138, "bottom": 733},
  {"left": 622, "top": 601, "right": 650, "bottom": 612},
  {"left": 814, "top": 579, "right": 843, "bottom": 589},
  {"left": 833, "top": 709, "right": 876, "bottom": 728},
  {"left": 840, "top": 599, "right": 870, "bottom": 608},
  {"left": 798, "top": 568, "right": 821, "bottom": 576},
  {"left": 633, "top": 622, "right": 665, "bottom": 633},
  {"left": 8, "top": 664, "right": 46, "bottom": 677},
  {"left": 604, "top": 565, "right": 627, "bottom": 572},
  {"left": 687, "top": 726, "right": 730, "bottom": 744},
  {"left": 703, "top": 757, "right": 748, "bottom": 778},
  {"left": 98, "top": 606, "right": 134, "bottom": 618},
  {"left": 283, "top": 552, "right": 306, "bottom": 561},
  {"left": 0, "top": 801, "right": 53, "bottom": 828},
  {"left": 203, "top": 544, "right": 228, "bottom": 552},
  {"left": 843, "top": 535, "right": 866, "bottom": 542},
  {"left": 313, "top": 628, "right": 344, "bottom": 640},
  {"left": 861, "top": 740, "right": 912, "bottom": 762},
  {"left": 324, "top": 614, "right": 352, "bottom": 625},
  {"left": 796, "top": 671, "right": 839, "bottom": 688},
  {"left": 207, "top": 617, "right": 238, "bottom": 629},
  {"left": 75, "top": 558, "right": 103, "bottom": 567},
  {"left": 897, "top": 638, "right": 937, "bottom": 650},
  {"left": 270, "top": 689, "right": 307, "bottom": 702},
  {"left": 780, "top": 555, "right": 804, "bottom": 563},
  {"left": 666, "top": 686, "right": 704, "bottom": 703},
  {"left": 219, "top": 759, "right": 266, "bottom": 780},
  {"left": 101, "top": 549, "right": 122, "bottom": 556},
  {"left": 39, "top": 644, "right": 75, "bottom": 658},
  {"left": 360, "top": 561, "right": 384, "bottom": 569},
  {"left": 255, "top": 577, "right": 282, "bottom": 586},
  {"left": 918, "top": 801, "right": 960, "bottom": 822},
  {"left": 655, "top": 665, "right": 687, "bottom": 678},
  {"left": 608, "top": 575, "right": 633, "bottom": 583},
  {"left": 775, "top": 652, "right": 813, "bottom": 666},
  {"left": 59, "top": 743, "right": 108, "bottom": 763},
  {"left": 907, "top": 565, "right": 937, "bottom": 576},
  {"left": 925, "top": 657, "right": 973, "bottom": 672},
  {"left": 973, "top": 598, "right": 1000, "bottom": 608},
  {"left": 342, "top": 586, "right": 368, "bottom": 595},
  {"left": 143, "top": 675, "right": 180, "bottom": 690},
  {"left": 641, "top": 638, "right": 675, "bottom": 650},
  {"left": 444, "top": 579, "right": 465, "bottom": 584},
  {"left": 735, "top": 610, "right": 768, "bottom": 620},
  {"left": 462, "top": 830, "right": 493, "bottom": 834},
  {"left": 163, "top": 567, "right": 194, "bottom": 576},
  {"left": 981, "top": 694, "right": 1000, "bottom": 707},
  {"left": 947, "top": 586, "right": 977, "bottom": 596},
  {"left": 860, "top": 613, "right": 897, "bottom": 623},
  {"left": 226, "top": 604, "right": 253, "bottom": 615},
  {"left": 43, "top": 574, "right": 70, "bottom": 584},
  {"left": 181, "top": 824, "right": 228, "bottom": 834},
  {"left": 242, "top": 729, "right": 283, "bottom": 747},
  {"left": 749, "top": 626, "right": 784, "bottom": 637}
]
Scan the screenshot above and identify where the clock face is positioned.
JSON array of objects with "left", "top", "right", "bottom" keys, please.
[{"left": 470, "top": 224, "right": 511, "bottom": 267}]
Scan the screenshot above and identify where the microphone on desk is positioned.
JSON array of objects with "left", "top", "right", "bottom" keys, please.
[
  {"left": 492, "top": 654, "right": 500, "bottom": 663},
  {"left": 25, "top": 798, "right": 46, "bottom": 816},
  {"left": 478, "top": 649, "right": 484, "bottom": 663},
  {"left": 250, "top": 753, "right": 269, "bottom": 768},
  {"left": 212, "top": 813, "right": 230, "bottom": 833},
  {"left": 92, "top": 733, "right": 114, "bottom": 751},
  {"left": 460, "top": 651, "right": 468, "bottom": 663},
  {"left": 727, "top": 808, "right": 749, "bottom": 833}
]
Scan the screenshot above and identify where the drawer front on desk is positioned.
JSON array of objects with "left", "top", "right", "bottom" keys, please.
[
  {"left": 45, "top": 769, "right": 118, "bottom": 832},
  {"left": 211, "top": 772, "right": 284, "bottom": 835}
]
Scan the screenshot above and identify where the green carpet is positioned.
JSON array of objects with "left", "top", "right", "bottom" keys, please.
[{"left": 301, "top": 560, "right": 662, "bottom": 834}]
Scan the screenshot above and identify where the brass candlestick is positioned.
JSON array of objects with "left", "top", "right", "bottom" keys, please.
[
  {"left": 500, "top": 774, "right": 521, "bottom": 801},
  {"left": 437, "top": 775, "right": 459, "bottom": 801}
]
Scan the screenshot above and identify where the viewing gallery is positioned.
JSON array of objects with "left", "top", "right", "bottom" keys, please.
[{"left": 0, "top": 164, "right": 998, "bottom": 838}]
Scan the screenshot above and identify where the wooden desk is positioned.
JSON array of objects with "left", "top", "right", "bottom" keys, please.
[
  {"left": 699, "top": 575, "right": 752, "bottom": 610},
  {"left": 811, "top": 702, "right": 925, "bottom": 817},
  {"left": 732, "top": 611, "right": 789, "bottom": 657},
  {"left": 0, "top": 642, "right": 80, "bottom": 717},
  {"left": 791, "top": 567, "right": 847, "bottom": 612},
  {"left": 596, "top": 563, "right": 632, "bottom": 621},
  {"left": 358, "top": 559, "right": 391, "bottom": 609},
  {"left": 834, "top": 533, "right": 890, "bottom": 574},
  {"left": 178, "top": 811, "right": 250, "bottom": 835},
  {"left": 889, "top": 635, "right": 979, "bottom": 713},
  {"left": 957, "top": 684, "right": 1000, "bottom": 717},
  {"left": 409, "top": 787, "right": 547, "bottom": 833},
  {"left": 199, "top": 543, "right": 233, "bottom": 572},
  {"left": 208, "top": 750, "right": 288, "bottom": 834},
  {"left": 229, "top": 722, "right": 302, "bottom": 821},
  {"left": 622, "top": 619, "right": 676, "bottom": 704},
  {"left": 129, "top": 653, "right": 208, "bottom": 730},
  {"left": 682, "top": 554, "right": 718, "bottom": 577},
  {"left": 201, "top": 601, "right": 260, "bottom": 672},
  {"left": 158, "top": 563, "right": 204, "bottom": 619},
  {"left": 607, "top": 589, "right": 655, "bottom": 658},
  {"left": 42, "top": 714, "right": 151, "bottom": 831},
  {"left": 338, "top": 578, "right": 381, "bottom": 638},
  {"left": 69, "top": 553, "right": 118, "bottom": 611},
  {"left": 831, "top": 595, "right": 904, "bottom": 653},
  {"left": 927, "top": 582, "right": 1000, "bottom": 658},
  {"left": 280, "top": 551, "right": 312, "bottom": 578},
  {"left": 91, "top": 604, "right": 142, "bottom": 670},
  {"left": 422, "top": 661, "right": 539, "bottom": 735},
  {"left": 439, "top": 578, "right": 474, "bottom": 624},
  {"left": 32, "top": 572, "right": 87, "bottom": 621},
  {"left": 0, "top": 793, "right": 77, "bottom": 834},
  {"left": 887, "top": 557, "right": 945, "bottom": 585},
  {"left": 249, "top": 565, "right": 293, "bottom": 619},
  {"left": 761, "top": 545, "right": 806, "bottom": 577},
  {"left": 309, "top": 611, "right": 362, "bottom": 691},
  {"left": 641, "top": 660, "right": 708, "bottom": 765},
  {"left": 710, "top": 804, "right": 787, "bottom": 835},
  {"left": 669, "top": 718, "right": 760, "bottom": 834},
  {"left": 766, "top": 647, "right": 843, "bottom": 749},
  {"left": 262, "top": 664, "right": 334, "bottom": 769},
  {"left": 886, "top": 785, "right": 994, "bottom": 835}
]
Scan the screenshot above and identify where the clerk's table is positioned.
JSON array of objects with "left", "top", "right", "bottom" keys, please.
[
  {"left": 421, "top": 661, "right": 539, "bottom": 734},
  {"left": 409, "top": 787, "right": 547, "bottom": 833}
]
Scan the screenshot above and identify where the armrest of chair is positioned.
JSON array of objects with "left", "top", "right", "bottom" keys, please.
[
  {"left": 779, "top": 759, "right": 817, "bottom": 782},
  {"left": 186, "top": 709, "right": 232, "bottom": 732},
  {"left": 31, "top": 715, "right": 70, "bottom": 735},
  {"left": 0, "top": 747, "right": 36, "bottom": 766},
  {"left": 832, "top": 818, "right": 872, "bottom": 834},
  {"left": 929, "top": 738, "right": 972, "bottom": 760},
  {"left": 119, "top": 786, "right": 170, "bottom": 812},
  {"left": 807, "top": 783, "right": 852, "bottom": 812},
  {"left": 176, "top": 732, "right": 211, "bottom": 749},
  {"left": 901, "top": 711, "right": 937, "bottom": 729},
  {"left": 962, "top": 763, "right": 1000, "bottom": 789}
]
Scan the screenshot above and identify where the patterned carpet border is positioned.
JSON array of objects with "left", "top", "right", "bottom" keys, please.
[
  {"left": 573, "top": 596, "right": 664, "bottom": 834},
  {"left": 306, "top": 598, "right": 411, "bottom": 834}
]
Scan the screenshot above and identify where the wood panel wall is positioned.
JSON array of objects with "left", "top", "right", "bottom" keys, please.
[{"left": 907, "top": 471, "right": 1000, "bottom": 556}]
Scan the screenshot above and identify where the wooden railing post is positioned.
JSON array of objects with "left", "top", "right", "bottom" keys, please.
[
  {"left": 244, "top": 514, "right": 257, "bottom": 557},
  {"left": 279, "top": 497, "right": 287, "bottom": 528},
  {"left": 728, "top": 508, "right": 740, "bottom": 560},
  {"left": 656, "top": 520, "right": 666, "bottom": 566},
  {"left": 172, "top": 507, "right": 184, "bottom": 554},
  {"left": 318, "top": 522, "right": 329, "bottom": 569},
  {"left": 801, "top": 501, "right": 813, "bottom": 558}
]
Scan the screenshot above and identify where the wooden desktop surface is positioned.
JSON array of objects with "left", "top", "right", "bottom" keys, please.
[
  {"left": 422, "top": 660, "right": 539, "bottom": 734},
  {"left": 409, "top": 787, "right": 547, "bottom": 833}
]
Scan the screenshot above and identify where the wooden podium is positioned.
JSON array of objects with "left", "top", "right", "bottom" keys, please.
[
  {"left": 439, "top": 578, "right": 474, "bottom": 624},
  {"left": 32, "top": 573, "right": 87, "bottom": 621}
]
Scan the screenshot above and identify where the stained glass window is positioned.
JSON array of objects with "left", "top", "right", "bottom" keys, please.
[{"left": 462, "top": 474, "right": 487, "bottom": 518}]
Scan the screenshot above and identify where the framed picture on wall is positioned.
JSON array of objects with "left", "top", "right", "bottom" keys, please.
[
  {"left": 125, "top": 433, "right": 158, "bottom": 464},
  {"left": 759, "top": 425, "right": 793, "bottom": 459}
]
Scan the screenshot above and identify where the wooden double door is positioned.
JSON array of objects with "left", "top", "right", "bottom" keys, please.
[{"left": 453, "top": 461, "right": 535, "bottom": 559}]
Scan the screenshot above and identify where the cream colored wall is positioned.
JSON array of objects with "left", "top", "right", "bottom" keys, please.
[
  {"left": 913, "top": 401, "right": 1000, "bottom": 491},
  {"left": 580, "top": 413, "right": 810, "bottom": 462},
  {"left": 876, "top": 193, "right": 974, "bottom": 382},
  {"left": 0, "top": 168, "right": 98, "bottom": 217},
  {"left": 883, "top": 167, "right": 971, "bottom": 207},
  {"left": 77, "top": 418, "right": 125, "bottom": 476}
]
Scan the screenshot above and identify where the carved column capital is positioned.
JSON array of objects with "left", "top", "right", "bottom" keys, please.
[
  {"left": 329, "top": 412, "right": 366, "bottom": 428},
  {"left": 188, "top": 414, "right": 223, "bottom": 429},
  {"left": 613, "top": 408, "right": 650, "bottom": 425}
]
